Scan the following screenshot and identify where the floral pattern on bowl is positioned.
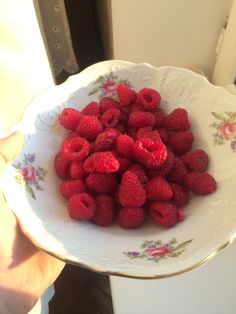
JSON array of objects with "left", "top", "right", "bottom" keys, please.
[
  {"left": 210, "top": 112, "right": 236, "bottom": 151},
  {"left": 124, "top": 238, "right": 193, "bottom": 263},
  {"left": 88, "top": 72, "right": 132, "bottom": 99},
  {"left": 14, "top": 153, "right": 47, "bottom": 199}
]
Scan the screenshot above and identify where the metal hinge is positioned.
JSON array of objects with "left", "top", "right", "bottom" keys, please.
[{"left": 33, "top": 0, "right": 79, "bottom": 84}]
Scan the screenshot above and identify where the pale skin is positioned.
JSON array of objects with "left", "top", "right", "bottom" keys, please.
[{"left": 0, "top": 132, "right": 65, "bottom": 314}]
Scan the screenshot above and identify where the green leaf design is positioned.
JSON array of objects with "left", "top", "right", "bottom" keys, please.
[
  {"left": 25, "top": 183, "right": 36, "bottom": 199},
  {"left": 211, "top": 112, "right": 226, "bottom": 121},
  {"left": 88, "top": 86, "right": 101, "bottom": 95},
  {"left": 173, "top": 239, "right": 193, "bottom": 251}
]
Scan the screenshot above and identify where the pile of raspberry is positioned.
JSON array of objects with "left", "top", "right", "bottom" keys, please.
[{"left": 54, "top": 84, "right": 217, "bottom": 229}]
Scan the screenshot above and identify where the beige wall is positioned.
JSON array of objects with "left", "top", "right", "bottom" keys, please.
[{"left": 110, "top": 0, "right": 233, "bottom": 77}]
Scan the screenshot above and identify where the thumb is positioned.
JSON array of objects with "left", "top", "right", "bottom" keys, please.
[{"left": 0, "top": 132, "right": 24, "bottom": 172}]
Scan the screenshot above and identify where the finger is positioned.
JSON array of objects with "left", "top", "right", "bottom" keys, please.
[{"left": 0, "top": 132, "right": 24, "bottom": 164}]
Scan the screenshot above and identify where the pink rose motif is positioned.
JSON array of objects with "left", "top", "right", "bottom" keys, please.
[
  {"left": 145, "top": 244, "right": 171, "bottom": 257},
  {"left": 218, "top": 122, "right": 236, "bottom": 140},
  {"left": 102, "top": 80, "right": 118, "bottom": 95},
  {"left": 21, "top": 165, "right": 36, "bottom": 183}
]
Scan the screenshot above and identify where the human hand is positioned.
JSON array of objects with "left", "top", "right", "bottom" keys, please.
[{"left": 0, "top": 132, "right": 65, "bottom": 314}]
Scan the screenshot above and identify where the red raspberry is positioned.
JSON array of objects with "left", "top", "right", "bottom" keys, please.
[
  {"left": 116, "top": 124, "right": 127, "bottom": 134},
  {"left": 62, "top": 137, "right": 90, "bottom": 162},
  {"left": 128, "top": 128, "right": 138, "bottom": 140},
  {"left": 60, "top": 179, "right": 86, "bottom": 199},
  {"left": 130, "top": 103, "right": 143, "bottom": 112},
  {"left": 133, "top": 138, "right": 167, "bottom": 169},
  {"left": 129, "top": 111, "right": 156, "bottom": 128},
  {"left": 146, "top": 177, "right": 173, "bottom": 201},
  {"left": 116, "top": 134, "right": 134, "bottom": 159},
  {"left": 148, "top": 149, "right": 175, "bottom": 177},
  {"left": 169, "top": 131, "right": 194, "bottom": 156},
  {"left": 82, "top": 101, "right": 100, "bottom": 116},
  {"left": 157, "top": 128, "right": 169, "bottom": 144},
  {"left": 171, "top": 183, "right": 189, "bottom": 206},
  {"left": 136, "top": 127, "right": 161, "bottom": 143},
  {"left": 137, "top": 88, "right": 161, "bottom": 110},
  {"left": 163, "top": 108, "right": 190, "bottom": 131},
  {"left": 54, "top": 152, "right": 70, "bottom": 179},
  {"left": 115, "top": 155, "right": 132, "bottom": 175},
  {"left": 168, "top": 158, "right": 188, "bottom": 185},
  {"left": 117, "top": 84, "right": 137, "bottom": 107},
  {"left": 68, "top": 193, "right": 96, "bottom": 221},
  {"left": 118, "top": 207, "right": 145, "bottom": 229},
  {"left": 184, "top": 172, "right": 217, "bottom": 195},
  {"left": 67, "top": 131, "right": 80, "bottom": 139},
  {"left": 152, "top": 107, "right": 165, "bottom": 127},
  {"left": 101, "top": 108, "right": 121, "bottom": 128},
  {"left": 91, "top": 195, "right": 115, "bottom": 227},
  {"left": 99, "top": 97, "right": 121, "bottom": 114},
  {"left": 69, "top": 161, "right": 87, "bottom": 179},
  {"left": 94, "top": 128, "right": 118, "bottom": 151},
  {"left": 83, "top": 151, "right": 119, "bottom": 173},
  {"left": 76, "top": 115, "right": 103, "bottom": 140},
  {"left": 85, "top": 173, "right": 117, "bottom": 194},
  {"left": 119, "top": 171, "right": 146, "bottom": 207},
  {"left": 59, "top": 108, "right": 81, "bottom": 131},
  {"left": 120, "top": 111, "right": 129, "bottom": 125},
  {"left": 182, "top": 149, "right": 209, "bottom": 172},
  {"left": 128, "top": 164, "right": 148, "bottom": 184},
  {"left": 149, "top": 202, "right": 178, "bottom": 228}
]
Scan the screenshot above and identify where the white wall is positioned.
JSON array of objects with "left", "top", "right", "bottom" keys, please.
[{"left": 111, "top": 0, "right": 233, "bottom": 77}]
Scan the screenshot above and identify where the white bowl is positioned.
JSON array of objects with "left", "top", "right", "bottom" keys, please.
[{"left": 1, "top": 60, "right": 236, "bottom": 279}]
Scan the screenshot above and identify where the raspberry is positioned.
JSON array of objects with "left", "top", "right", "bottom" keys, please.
[
  {"left": 130, "top": 103, "right": 143, "bottom": 112},
  {"left": 171, "top": 183, "right": 189, "bottom": 206},
  {"left": 85, "top": 173, "right": 117, "bottom": 194},
  {"left": 59, "top": 108, "right": 81, "bottom": 131},
  {"left": 62, "top": 137, "right": 90, "bottom": 162},
  {"left": 118, "top": 207, "right": 145, "bottom": 229},
  {"left": 128, "top": 128, "right": 138, "bottom": 140},
  {"left": 182, "top": 149, "right": 209, "bottom": 172},
  {"left": 60, "top": 179, "right": 86, "bottom": 199},
  {"left": 54, "top": 152, "right": 70, "bottom": 179},
  {"left": 157, "top": 128, "right": 169, "bottom": 144},
  {"left": 152, "top": 107, "right": 165, "bottom": 127},
  {"left": 128, "top": 164, "right": 148, "bottom": 184},
  {"left": 76, "top": 115, "right": 103, "bottom": 140},
  {"left": 101, "top": 108, "right": 121, "bottom": 128},
  {"left": 116, "top": 124, "right": 127, "bottom": 134},
  {"left": 169, "top": 131, "right": 194, "bottom": 156},
  {"left": 99, "top": 97, "right": 121, "bottom": 114},
  {"left": 149, "top": 202, "right": 178, "bottom": 228},
  {"left": 69, "top": 161, "right": 87, "bottom": 179},
  {"left": 184, "top": 172, "right": 217, "bottom": 195},
  {"left": 91, "top": 195, "right": 115, "bottom": 226},
  {"left": 137, "top": 88, "right": 161, "bottom": 110},
  {"left": 136, "top": 127, "right": 161, "bottom": 142},
  {"left": 117, "top": 84, "right": 137, "bottom": 107},
  {"left": 148, "top": 149, "right": 175, "bottom": 177},
  {"left": 146, "top": 177, "right": 173, "bottom": 201},
  {"left": 67, "top": 131, "right": 80, "bottom": 139},
  {"left": 119, "top": 171, "right": 146, "bottom": 207},
  {"left": 168, "top": 158, "right": 188, "bottom": 185},
  {"left": 163, "top": 108, "right": 190, "bottom": 131},
  {"left": 120, "top": 111, "right": 129, "bottom": 125},
  {"left": 68, "top": 193, "right": 96, "bottom": 221},
  {"left": 129, "top": 111, "right": 156, "bottom": 128},
  {"left": 133, "top": 138, "right": 167, "bottom": 169},
  {"left": 116, "top": 134, "right": 134, "bottom": 159},
  {"left": 115, "top": 155, "right": 132, "bottom": 174},
  {"left": 94, "top": 129, "right": 118, "bottom": 151},
  {"left": 83, "top": 151, "right": 119, "bottom": 173},
  {"left": 82, "top": 101, "right": 100, "bottom": 116}
]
